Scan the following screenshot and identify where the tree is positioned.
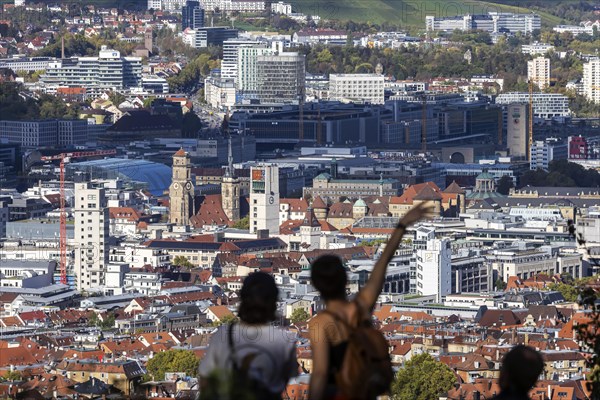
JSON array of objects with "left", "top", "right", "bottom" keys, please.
[
  {"left": 232, "top": 215, "right": 249, "bottom": 230},
  {"left": 290, "top": 308, "right": 310, "bottom": 325},
  {"left": 146, "top": 349, "right": 200, "bottom": 380},
  {"left": 391, "top": 353, "right": 456, "bottom": 400},
  {"left": 100, "top": 313, "right": 116, "bottom": 329},
  {"left": 108, "top": 91, "right": 126, "bottom": 107},
  {"left": 211, "top": 314, "right": 239, "bottom": 327},
  {"left": 495, "top": 278, "right": 506, "bottom": 291},
  {"left": 548, "top": 282, "right": 579, "bottom": 302},
  {"left": 181, "top": 112, "right": 202, "bottom": 138},
  {"left": 143, "top": 96, "right": 156, "bottom": 108},
  {"left": 1, "top": 370, "right": 22, "bottom": 382},
  {"left": 496, "top": 175, "right": 514, "bottom": 195},
  {"left": 172, "top": 255, "right": 194, "bottom": 269}
]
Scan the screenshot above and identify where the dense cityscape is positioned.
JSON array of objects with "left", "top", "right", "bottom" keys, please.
[{"left": 0, "top": 0, "right": 600, "bottom": 399}]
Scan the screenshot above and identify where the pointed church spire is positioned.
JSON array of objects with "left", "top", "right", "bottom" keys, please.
[{"left": 226, "top": 135, "right": 234, "bottom": 177}]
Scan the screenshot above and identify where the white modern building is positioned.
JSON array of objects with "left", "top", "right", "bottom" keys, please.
[
  {"left": 0, "top": 57, "right": 53, "bottom": 72},
  {"left": 583, "top": 60, "right": 600, "bottom": 104},
  {"left": 221, "top": 39, "right": 261, "bottom": 80},
  {"left": 522, "top": 42, "right": 555, "bottom": 56},
  {"left": 73, "top": 182, "right": 109, "bottom": 291},
  {"left": 415, "top": 238, "right": 451, "bottom": 302},
  {"left": 197, "top": 0, "right": 265, "bottom": 12},
  {"left": 204, "top": 76, "right": 236, "bottom": 111},
  {"left": 528, "top": 57, "right": 551, "bottom": 89},
  {"left": 530, "top": 138, "right": 568, "bottom": 171},
  {"left": 495, "top": 92, "right": 570, "bottom": 119},
  {"left": 237, "top": 43, "right": 275, "bottom": 92},
  {"left": 147, "top": 0, "right": 186, "bottom": 11},
  {"left": 553, "top": 21, "right": 599, "bottom": 36},
  {"left": 329, "top": 74, "right": 385, "bottom": 105},
  {"left": 40, "top": 46, "right": 142, "bottom": 96},
  {"left": 249, "top": 164, "right": 280, "bottom": 235},
  {"left": 271, "top": 1, "right": 292, "bottom": 15},
  {"left": 426, "top": 12, "right": 540, "bottom": 34}
]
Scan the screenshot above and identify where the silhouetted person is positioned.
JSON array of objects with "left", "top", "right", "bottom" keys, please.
[
  {"left": 308, "top": 203, "right": 433, "bottom": 400},
  {"left": 199, "top": 272, "right": 297, "bottom": 400},
  {"left": 495, "top": 345, "right": 544, "bottom": 400}
]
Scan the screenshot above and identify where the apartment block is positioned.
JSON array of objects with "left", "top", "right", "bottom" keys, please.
[
  {"left": 583, "top": 60, "right": 600, "bottom": 104},
  {"left": 329, "top": 73, "right": 385, "bottom": 105},
  {"left": 528, "top": 57, "right": 551, "bottom": 89},
  {"left": 73, "top": 182, "right": 109, "bottom": 291}
]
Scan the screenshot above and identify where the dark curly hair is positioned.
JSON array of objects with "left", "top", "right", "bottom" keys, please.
[{"left": 237, "top": 272, "right": 279, "bottom": 324}]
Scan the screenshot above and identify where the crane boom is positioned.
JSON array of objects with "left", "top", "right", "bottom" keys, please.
[{"left": 41, "top": 149, "right": 117, "bottom": 285}]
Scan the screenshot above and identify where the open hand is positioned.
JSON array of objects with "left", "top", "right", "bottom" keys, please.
[{"left": 399, "top": 202, "right": 435, "bottom": 227}]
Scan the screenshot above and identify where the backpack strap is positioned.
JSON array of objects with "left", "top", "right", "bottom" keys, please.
[
  {"left": 227, "top": 323, "right": 240, "bottom": 371},
  {"left": 321, "top": 299, "right": 364, "bottom": 331}
]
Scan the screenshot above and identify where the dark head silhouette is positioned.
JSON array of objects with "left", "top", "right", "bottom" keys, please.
[
  {"left": 499, "top": 345, "right": 544, "bottom": 396},
  {"left": 311, "top": 254, "right": 347, "bottom": 301},
  {"left": 238, "top": 271, "right": 279, "bottom": 324}
]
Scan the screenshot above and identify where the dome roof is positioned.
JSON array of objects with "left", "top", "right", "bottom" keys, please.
[
  {"left": 354, "top": 198, "right": 367, "bottom": 207},
  {"left": 476, "top": 172, "right": 495, "bottom": 180}
]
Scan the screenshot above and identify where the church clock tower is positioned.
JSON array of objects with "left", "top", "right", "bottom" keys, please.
[{"left": 169, "top": 148, "right": 194, "bottom": 225}]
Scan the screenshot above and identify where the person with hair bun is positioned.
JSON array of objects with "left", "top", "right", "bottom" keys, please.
[{"left": 308, "top": 203, "right": 434, "bottom": 400}]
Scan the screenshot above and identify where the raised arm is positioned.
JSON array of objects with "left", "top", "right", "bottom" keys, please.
[{"left": 357, "top": 202, "right": 433, "bottom": 311}]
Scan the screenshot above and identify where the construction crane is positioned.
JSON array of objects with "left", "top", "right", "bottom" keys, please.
[
  {"left": 421, "top": 93, "right": 428, "bottom": 153},
  {"left": 40, "top": 150, "right": 117, "bottom": 285}
]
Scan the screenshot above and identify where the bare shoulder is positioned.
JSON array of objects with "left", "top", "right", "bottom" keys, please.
[{"left": 309, "top": 311, "right": 335, "bottom": 328}]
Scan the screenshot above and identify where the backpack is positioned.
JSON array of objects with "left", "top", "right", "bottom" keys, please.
[
  {"left": 323, "top": 301, "right": 394, "bottom": 399},
  {"left": 199, "top": 324, "right": 281, "bottom": 400}
]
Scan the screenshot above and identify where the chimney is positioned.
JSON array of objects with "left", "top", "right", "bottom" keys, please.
[{"left": 61, "top": 37, "right": 65, "bottom": 59}]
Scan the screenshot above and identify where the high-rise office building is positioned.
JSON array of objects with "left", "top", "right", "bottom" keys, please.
[
  {"left": 182, "top": 1, "right": 204, "bottom": 30},
  {"left": 505, "top": 104, "right": 529, "bottom": 158},
  {"left": 249, "top": 164, "right": 280, "bottom": 234},
  {"left": 184, "top": 27, "right": 239, "bottom": 49},
  {"left": 416, "top": 239, "right": 452, "bottom": 302},
  {"left": 583, "top": 60, "right": 600, "bottom": 104},
  {"left": 221, "top": 39, "right": 261, "bottom": 80},
  {"left": 74, "top": 182, "right": 109, "bottom": 291},
  {"left": 256, "top": 51, "right": 305, "bottom": 104},
  {"left": 169, "top": 149, "right": 195, "bottom": 225},
  {"left": 527, "top": 56, "right": 551, "bottom": 89},
  {"left": 237, "top": 43, "right": 274, "bottom": 92}
]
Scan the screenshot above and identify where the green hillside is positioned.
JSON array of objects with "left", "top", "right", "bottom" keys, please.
[
  {"left": 0, "top": 0, "right": 572, "bottom": 27},
  {"left": 290, "top": 0, "right": 565, "bottom": 27}
]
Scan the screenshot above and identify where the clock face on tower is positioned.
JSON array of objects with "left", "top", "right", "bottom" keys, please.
[
  {"left": 185, "top": 182, "right": 193, "bottom": 190},
  {"left": 268, "top": 196, "right": 275, "bottom": 205},
  {"left": 173, "top": 182, "right": 180, "bottom": 190}
]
